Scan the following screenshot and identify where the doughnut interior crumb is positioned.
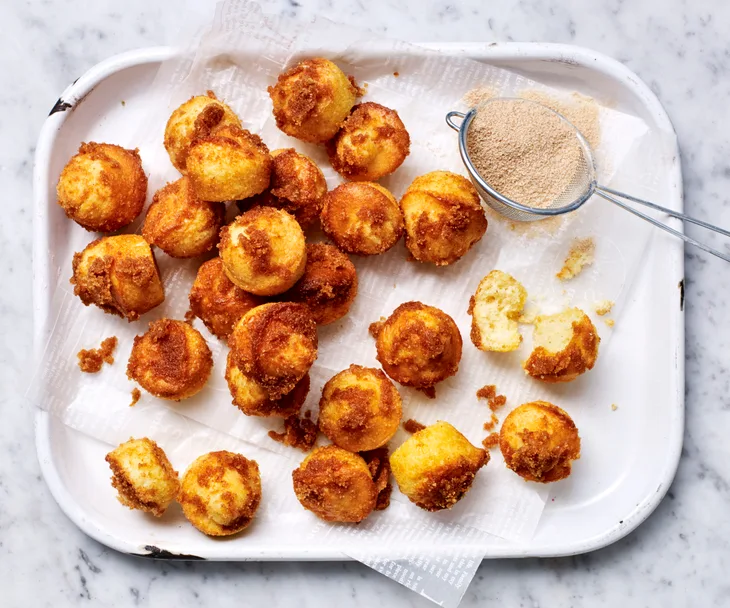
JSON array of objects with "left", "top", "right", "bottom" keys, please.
[
  {"left": 594, "top": 300, "right": 614, "bottom": 316},
  {"left": 605, "top": 318, "right": 615, "bottom": 328},
  {"left": 361, "top": 447, "right": 392, "bottom": 511},
  {"left": 268, "top": 414, "right": 318, "bottom": 451},
  {"left": 482, "top": 432, "right": 500, "bottom": 449},
  {"left": 611, "top": 403, "right": 618, "bottom": 411},
  {"left": 403, "top": 419, "right": 426, "bottom": 434},
  {"left": 77, "top": 336, "right": 118, "bottom": 373},
  {"left": 129, "top": 388, "right": 141, "bottom": 407},
  {"left": 557, "top": 237, "right": 595, "bottom": 281}
]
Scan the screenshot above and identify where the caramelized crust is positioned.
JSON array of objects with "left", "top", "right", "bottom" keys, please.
[{"left": 127, "top": 319, "right": 213, "bottom": 400}]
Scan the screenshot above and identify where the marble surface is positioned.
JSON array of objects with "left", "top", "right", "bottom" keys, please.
[{"left": 2, "top": 0, "right": 729, "bottom": 606}]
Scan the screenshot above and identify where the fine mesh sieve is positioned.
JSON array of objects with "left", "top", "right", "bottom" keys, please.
[{"left": 446, "top": 97, "right": 730, "bottom": 263}]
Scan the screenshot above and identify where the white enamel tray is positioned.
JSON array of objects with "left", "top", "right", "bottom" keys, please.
[{"left": 33, "top": 43, "right": 684, "bottom": 560}]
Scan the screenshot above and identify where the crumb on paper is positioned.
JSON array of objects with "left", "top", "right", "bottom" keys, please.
[
  {"left": 463, "top": 86, "right": 496, "bottom": 107},
  {"left": 594, "top": 300, "right": 614, "bottom": 316},
  {"left": 393, "top": 71, "right": 399, "bottom": 77},
  {"left": 477, "top": 384, "right": 507, "bottom": 411},
  {"left": 403, "top": 419, "right": 426, "bottom": 434},
  {"left": 483, "top": 413, "right": 499, "bottom": 431},
  {"left": 304, "top": 409, "right": 312, "bottom": 419},
  {"left": 557, "top": 237, "right": 596, "bottom": 281},
  {"left": 121, "top": 100, "right": 125, "bottom": 106},
  {"left": 348, "top": 75, "right": 366, "bottom": 97},
  {"left": 611, "top": 403, "right": 618, "bottom": 411},
  {"left": 129, "top": 388, "right": 141, "bottom": 407},
  {"left": 416, "top": 386, "right": 436, "bottom": 399},
  {"left": 361, "top": 447, "right": 392, "bottom": 510},
  {"left": 268, "top": 415, "right": 318, "bottom": 451},
  {"left": 368, "top": 318, "right": 386, "bottom": 339},
  {"left": 604, "top": 318, "right": 615, "bottom": 328},
  {"left": 77, "top": 336, "right": 118, "bottom": 373},
  {"left": 482, "top": 432, "right": 500, "bottom": 449}
]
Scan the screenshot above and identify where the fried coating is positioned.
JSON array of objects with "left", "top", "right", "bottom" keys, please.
[
  {"left": 127, "top": 319, "right": 213, "bottom": 400},
  {"left": 248, "top": 148, "right": 327, "bottom": 229},
  {"left": 77, "top": 336, "right": 117, "bottom": 373},
  {"left": 225, "top": 350, "right": 309, "bottom": 417},
  {"left": 287, "top": 243, "right": 358, "bottom": 325},
  {"left": 188, "top": 257, "right": 264, "bottom": 340},
  {"left": 164, "top": 91, "right": 242, "bottom": 173},
  {"left": 268, "top": 58, "right": 358, "bottom": 143},
  {"left": 468, "top": 270, "right": 527, "bottom": 352},
  {"left": 228, "top": 302, "right": 318, "bottom": 400},
  {"left": 327, "top": 102, "right": 410, "bottom": 181},
  {"left": 390, "top": 421, "right": 488, "bottom": 511},
  {"left": 373, "top": 301, "right": 462, "bottom": 390},
  {"left": 56, "top": 142, "right": 147, "bottom": 232},
  {"left": 105, "top": 437, "right": 180, "bottom": 517},
  {"left": 320, "top": 182, "right": 404, "bottom": 256},
  {"left": 500, "top": 401, "right": 581, "bottom": 482},
  {"left": 401, "top": 171, "right": 488, "bottom": 266},
  {"left": 142, "top": 177, "right": 225, "bottom": 258},
  {"left": 292, "top": 445, "right": 377, "bottom": 522},
  {"left": 523, "top": 308, "right": 600, "bottom": 383},
  {"left": 186, "top": 125, "right": 272, "bottom": 202},
  {"left": 319, "top": 365, "right": 402, "bottom": 452},
  {"left": 219, "top": 206, "right": 307, "bottom": 296},
  {"left": 179, "top": 451, "right": 261, "bottom": 536},
  {"left": 71, "top": 235, "right": 164, "bottom": 321}
]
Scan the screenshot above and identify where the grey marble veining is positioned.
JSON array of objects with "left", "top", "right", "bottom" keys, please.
[{"left": 2, "top": 0, "right": 729, "bottom": 606}]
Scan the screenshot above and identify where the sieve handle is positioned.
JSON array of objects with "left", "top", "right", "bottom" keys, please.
[
  {"left": 446, "top": 111, "right": 466, "bottom": 132},
  {"left": 595, "top": 186, "right": 730, "bottom": 264}
]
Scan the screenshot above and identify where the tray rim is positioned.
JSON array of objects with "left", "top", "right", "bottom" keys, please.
[{"left": 33, "top": 42, "right": 685, "bottom": 561}]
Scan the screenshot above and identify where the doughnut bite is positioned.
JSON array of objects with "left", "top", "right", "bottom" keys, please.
[
  {"left": 500, "top": 401, "right": 581, "bottom": 482},
  {"left": 127, "top": 319, "right": 213, "bottom": 401},
  {"left": 319, "top": 365, "right": 402, "bottom": 452},
  {"left": 142, "top": 177, "right": 224, "bottom": 258},
  {"left": 179, "top": 451, "right": 262, "bottom": 537},
  {"left": 327, "top": 102, "right": 410, "bottom": 181},
  {"left": 228, "top": 302, "right": 318, "bottom": 400},
  {"left": 390, "top": 421, "right": 488, "bottom": 511},
  {"left": 249, "top": 148, "right": 327, "bottom": 229},
  {"left": 523, "top": 308, "right": 599, "bottom": 383},
  {"left": 287, "top": 243, "right": 358, "bottom": 325},
  {"left": 225, "top": 350, "right": 310, "bottom": 417},
  {"left": 71, "top": 235, "right": 164, "bottom": 321},
  {"left": 56, "top": 142, "right": 147, "bottom": 232},
  {"left": 105, "top": 437, "right": 180, "bottom": 517},
  {"left": 186, "top": 125, "right": 272, "bottom": 202},
  {"left": 219, "top": 206, "right": 307, "bottom": 296},
  {"left": 188, "top": 257, "right": 264, "bottom": 341},
  {"left": 468, "top": 270, "right": 527, "bottom": 352},
  {"left": 372, "top": 301, "right": 462, "bottom": 391},
  {"left": 268, "top": 58, "right": 358, "bottom": 143},
  {"left": 292, "top": 446, "right": 377, "bottom": 522},
  {"left": 401, "top": 171, "right": 488, "bottom": 266},
  {"left": 164, "top": 91, "right": 241, "bottom": 173},
  {"left": 320, "top": 182, "right": 404, "bottom": 256}
]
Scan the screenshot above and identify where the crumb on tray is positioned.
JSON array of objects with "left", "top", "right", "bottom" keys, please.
[{"left": 557, "top": 237, "right": 595, "bottom": 281}]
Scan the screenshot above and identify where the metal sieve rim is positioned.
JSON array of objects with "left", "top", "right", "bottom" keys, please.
[{"left": 447, "top": 99, "right": 598, "bottom": 217}]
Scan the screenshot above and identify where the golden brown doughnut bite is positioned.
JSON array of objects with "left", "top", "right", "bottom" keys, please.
[
  {"left": 401, "top": 171, "right": 488, "bottom": 266},
  {"left": 179, "top": 451, "right": 261, "bottom": 536},
  {"left": 500, "top": 401, "right": 581, "bottom": 482},
  {"left": 56, "top": 142, "right": 147, "bottom": 232},
  {"left": 468, "top": 270, "right": 527, "bottom": 352},
  {"left": 268, "top": 58, "right": 358, "bottom": 143},
  {"left": 186, "top": 125, "right": 272, "bottom": 202},
  {"left": 228, "top": 302, "right": 318, "bottom": 400},
  {"left": 318, "top": 365, "right": 402, "bottom": 452},
  {"left": 292, "top": 445, "right": 377, "bottom": 522},
  {"left": 523, "top": 308, "right": 599, "bottom": 383},
  {"left": 164, "top": 91, "right": 242, "bottom": 173},
  {"left": 327, "top": 102, "right": 410, "bottom": 181},
  {"left": 225, "top": 350, "right": 310, "bottom": 417},
  {"left": 105, "top": 437, "right": 180, "bottom": 517},
  {"left": 219, "top": 206, "right": 307, "bottom": 296},
  {"left": 287, "top": 243, "right": 358, "bottom": 325},
  {"left": 188, "top": 257, "right": 263, "bottom": 341},
  {"left": 71, "top": 235, "right": 164, "bottom": 321},
  {"left": 390, "top": 421, "right": 488, "bottom": 511},
  {"left": 372, "top": 301, "right": 462, "bottom": 392},
  {"left": 320, "top": 182, "right": 404, "bottom": 256},
  {"left": 142, "top": 177, "right": 224, "bottom": 258},
  {"left": 249, "top": 148, "right": 327, "bottom": 229},
  {"left": 127, "top": 319, "right": 213, "bottom": 401}
]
